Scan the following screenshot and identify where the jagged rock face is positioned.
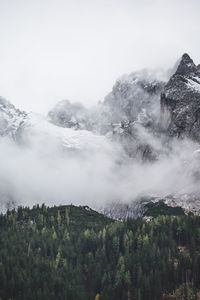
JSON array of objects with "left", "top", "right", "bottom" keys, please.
[
  {"left": 102, "top": 71, "right": 165, "bottom": 160},
  {"left": 0, "top": 97, "right": 27, "bottom": 139},
  {"left": 161, "top": 54, "right": 200, "bottom": 140},
  {"left": 104, "top": 70, "right": 164, "bottom": 126}
]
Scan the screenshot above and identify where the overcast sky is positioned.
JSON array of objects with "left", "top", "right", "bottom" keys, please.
[{"left": 0, "top": 0, "right": 200, "bottom": 113}]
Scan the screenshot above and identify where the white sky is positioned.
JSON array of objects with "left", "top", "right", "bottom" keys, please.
[{"left": 0, "top": 0, "right": 200, "bottom": 113}]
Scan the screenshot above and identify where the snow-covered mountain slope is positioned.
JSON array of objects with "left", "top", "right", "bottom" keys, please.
[
  {"left": 0, "top": 98, "right": 115, "bottom": 155},
  {"left": 22, "top": 112, "right": 115, "bottom": 154}
]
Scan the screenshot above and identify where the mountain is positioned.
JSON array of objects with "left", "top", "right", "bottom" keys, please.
[
  {"left": 161, "top": 53, "right": 200, "bottom": 140},
  {"left": 1, "top": 53, "right": 200, "bottom": 217},
  {"left": 47, "top": 54, "right": 200, "bottom": 161}
]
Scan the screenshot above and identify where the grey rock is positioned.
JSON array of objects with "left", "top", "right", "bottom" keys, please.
[
  {"left": 160, "top": 53, "right": 200, "bottom": 140},
  {"left": 103, "top": 71, "right": 165, "bottom": 160}
]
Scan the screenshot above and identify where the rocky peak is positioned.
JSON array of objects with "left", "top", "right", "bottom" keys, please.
[
  {"left": 175, "top": 53, "right": 197, "bottom": 76},
  {"left": 160, "top": 53, "right": 200, "bottom": 140}
]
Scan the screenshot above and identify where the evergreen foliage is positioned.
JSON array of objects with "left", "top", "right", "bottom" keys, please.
[{"left": 0, "top": 204, "right": 200, "bottom": 300}]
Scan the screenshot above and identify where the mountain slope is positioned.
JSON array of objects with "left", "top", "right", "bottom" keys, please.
[{"left": 0, "top": 98, "right": 114, "bottom": 154}]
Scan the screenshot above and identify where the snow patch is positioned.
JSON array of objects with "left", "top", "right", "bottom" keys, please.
[{"left": 186, "top": 76, "right": 200, "bottom": 92}]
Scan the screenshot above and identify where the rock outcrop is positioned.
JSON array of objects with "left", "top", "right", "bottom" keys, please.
[{"left": 161, "top": 53, "right": 200, "bottom": 140}]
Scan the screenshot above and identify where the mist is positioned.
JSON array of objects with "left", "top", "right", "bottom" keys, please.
[{"left": 0, "top": 125, "right": 200, "bottom": 212}]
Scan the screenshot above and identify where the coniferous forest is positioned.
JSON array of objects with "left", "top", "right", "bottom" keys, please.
[{"left": 0, "top": 204, "right": 200, "bottom": 300}]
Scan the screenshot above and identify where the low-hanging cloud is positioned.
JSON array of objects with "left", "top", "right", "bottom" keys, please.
[{"left": 0, "top": 126, "right": 200, "bottom": 212}]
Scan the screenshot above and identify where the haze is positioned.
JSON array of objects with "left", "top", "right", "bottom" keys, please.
[{"left": 0, "top": 0, "right": 200, "bottom": 113}]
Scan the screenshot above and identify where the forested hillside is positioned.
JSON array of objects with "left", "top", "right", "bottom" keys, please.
[{"left": 0, "top": 204, "right": 200, "bottom": 300}]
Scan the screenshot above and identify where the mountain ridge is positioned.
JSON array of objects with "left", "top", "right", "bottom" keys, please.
[{"left": 1, "top": 53, "right": 200, "bottom": 217}]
